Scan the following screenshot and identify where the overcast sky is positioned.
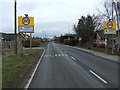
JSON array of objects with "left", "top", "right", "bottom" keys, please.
[{"left": 1, "top": 0, "right": 103, "bottom": 38}]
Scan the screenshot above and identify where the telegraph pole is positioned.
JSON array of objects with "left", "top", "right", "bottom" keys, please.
[
  {"left": 112, "top": 0, "right": 114, "bottom": 54},
  {"left": 14, "top": 0, "right": 17, "bottom": 54}
]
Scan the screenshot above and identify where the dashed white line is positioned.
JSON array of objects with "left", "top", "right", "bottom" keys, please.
[
  {"left": 89, "top": 70, "right": 108, "bottom": 84},
  {"left": 71, "top": 56, "right": 76, "bottom": 61}
]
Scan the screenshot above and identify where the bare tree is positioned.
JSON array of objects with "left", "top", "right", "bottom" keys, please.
[
  {"left": 113, "top": 0, "right": 120, "bottom": 30},
  {"left": 96, "top": 0, "right": 120, "bottom": 52}
]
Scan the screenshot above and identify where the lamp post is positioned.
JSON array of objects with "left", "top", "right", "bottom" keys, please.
[{"left": 62, "top": 22, "right": 70, "bottom": 39}]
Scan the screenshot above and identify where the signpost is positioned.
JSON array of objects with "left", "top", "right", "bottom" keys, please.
[
  {"left": 18, "top": 16, "right": 34, "bottom": 33},
  {"left": 104, "top": 21, "right": 116, "bottom": 30},
  {"left": 18, "top": 15, "right": 34, "bottom": 51},
  {"left": 104, "top": 21, "right": 116, "bottom": 54},
  {"left": 104, "top": 21, "right": 116, "bottom": 35},
  {"left": 104, "top": 29, "right": 116, "bottom": 35}
]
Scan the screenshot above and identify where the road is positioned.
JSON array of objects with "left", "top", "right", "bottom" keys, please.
[{"left": 29, "top": 42, "right": 119, "bottom": 88}]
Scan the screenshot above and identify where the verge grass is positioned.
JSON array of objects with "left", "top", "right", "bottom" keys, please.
[{"left": 2, "top": 49, "right": 43, "bottom": 88}]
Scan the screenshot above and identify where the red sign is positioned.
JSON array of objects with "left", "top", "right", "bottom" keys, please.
[{"left": 22, "top": 17, "right": 30, "bottom": 25}]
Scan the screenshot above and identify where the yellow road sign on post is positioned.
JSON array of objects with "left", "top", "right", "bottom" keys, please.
[
  {"left": 104, "top": 21, "right": 116, "bottom": 29},
  {"left": 18, "top": 16, "right": 34, "bottom": 33}
]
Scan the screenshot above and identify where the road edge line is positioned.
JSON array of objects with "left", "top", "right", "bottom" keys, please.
[{"left": 24, "top": 49, "right": 46, "bottom": 88}]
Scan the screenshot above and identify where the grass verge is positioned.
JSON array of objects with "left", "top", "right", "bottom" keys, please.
[
  {"left": 77, "top": 46, "right": 120, "bottom": 56},
  {"left": 2, "top": 49, "right": 44, "bottom": 88}
]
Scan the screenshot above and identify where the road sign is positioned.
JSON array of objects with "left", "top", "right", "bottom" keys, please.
[
  {"left": 104, "top": 29, "right": 116, "bottom": 35},
  {"left": 18, "top": 16, "right": 34, "bottom": 33},
  {"left": 18, "top": 26, "right": 34, "bottom": 33},
  {"left": 18, "top": 16, "right": 34, "bottom": 26},
  {"left": 22, "top": 17, "right": 30, "bottom": 25},
  {"left": 104, "top": 21, "right": 116, "bottom": 29}
]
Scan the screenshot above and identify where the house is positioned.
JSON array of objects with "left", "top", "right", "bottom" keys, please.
[
  {"left": 95, "top": 30, "right": 116, "bottom": 41},
  {"left": 95, "top": 30, "right": 117, "bottom": 47},
  {"left": 1, "top": 33, "right": 27, "bottom": 48},
  {"left": 1, "top": 33, "right": 16, "bottom": 48}
]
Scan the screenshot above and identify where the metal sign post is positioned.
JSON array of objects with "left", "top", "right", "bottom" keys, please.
[
  {"left": 18, "top": 15, "right": 34, "bottom": 50},
  {"left": 30, "top": 33, "right": 32, "bottom": 49},
  {"left": 105, "top": 35, "right": 107, "bottom": 53},
  {"left": 19, "top": 33, "right": 23, "bottom": 55},
  {"left": 104, "top": 21, "right": 116, "bottom": 54}
]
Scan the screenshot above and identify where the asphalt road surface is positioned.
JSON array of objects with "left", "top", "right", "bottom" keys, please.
[{"left": 29, "top": 42, "right": 119, "bottom": 88}]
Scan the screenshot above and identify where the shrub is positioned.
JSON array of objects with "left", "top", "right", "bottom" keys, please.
[
  {"left": 97, "top": 45, "right": 105, "bottom": 48},
  {"left": 68, "top": 39, "right": 79, "bottom": 46},
  {"left": 63, "top": 39, "right": 69, "bottom": 45},
  {"left": 22, "top": 40, "right": 40, "bottom": 47}
]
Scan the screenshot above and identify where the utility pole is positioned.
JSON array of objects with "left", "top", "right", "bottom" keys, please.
[
  {"left": 112, "top": 0, "right": 114, "bottom": 54},
  {"left": 14, "top": 0, "right": 17, "bottom": 54}
]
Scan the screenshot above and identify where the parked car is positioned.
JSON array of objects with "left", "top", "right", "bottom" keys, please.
[
  {"left": 97, "top": 42, "right": 106, "bottom": 46},
  {"left": 93, "top": 41, "right": 99, "bottom": 47},
  {"left": 96, "top": 42, "right": 106, "bottom": 48}
]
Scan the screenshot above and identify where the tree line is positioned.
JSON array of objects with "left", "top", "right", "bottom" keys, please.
[{"left": 55, "top": 0, "right": 120, "bottom": 51}]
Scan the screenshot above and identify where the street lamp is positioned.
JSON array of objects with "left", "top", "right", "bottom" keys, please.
[{"left": 62, "top": 22, "right": 70, "bottom": 39}]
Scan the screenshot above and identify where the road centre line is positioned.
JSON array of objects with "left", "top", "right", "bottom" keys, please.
[
  {"left": 89, "top": 70, "right": 108, "bottom": 84},
  {"left": 71, "top": 56, "right": 76, "bottom": 61}
]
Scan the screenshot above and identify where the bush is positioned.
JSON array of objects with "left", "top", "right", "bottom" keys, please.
[
  {"left": 63, "top": 39, "right": 69, "bottom": 45},
  {"left": 68, "top": 39, "right": 79, "bottom": 46},
  {"left": 97, "top": 45, "right": 105, "bottom": 48},
  {"left": 22, "top": 40, "right": 40, "bottom": 47}
]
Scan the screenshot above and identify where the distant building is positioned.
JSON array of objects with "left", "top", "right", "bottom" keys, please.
[
  {"left": 95, "top": 30, "right": 117, "bottom": 48},
  {"left": 95, "top": 30, "right": 116, "bottom": 42},
  {"left": 0, "top": 33, "right": 27, "bottom": 48}
]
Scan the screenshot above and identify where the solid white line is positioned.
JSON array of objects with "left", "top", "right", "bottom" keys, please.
[
  {"left": 89, "top": 70, "right": 108, "bottom": 84},
  {"left": 71, "top": 56, "right": 76, "bottom": 60},
  {"left": 24, "top": 49, "right": 46, "bottom": 88}
]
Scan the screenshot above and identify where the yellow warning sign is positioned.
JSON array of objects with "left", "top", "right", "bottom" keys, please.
[
  {"left": 104, "top": 21, "right": 116, "bottom": 29},
  {"left": 18, "top": 16, "right": 34, "bottom": 33},
  {"left": 18, "top": 16, "right": 34, "bottom": 26}
]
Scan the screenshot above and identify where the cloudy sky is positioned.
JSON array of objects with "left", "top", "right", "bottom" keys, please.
[{"left": 1, "top": 0, "right": 103, "bottom": 38}]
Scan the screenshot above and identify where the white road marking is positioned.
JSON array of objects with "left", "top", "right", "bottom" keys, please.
[
  {"left": 25, "top": 49, "right": 46, "bottom": 88},
  {"left": 71, "top": 56, "right": 76, "bottom": 60},
  {"left": 89, "top": 70, "right": 108, "bottom": 84},
  {"left": 45, "top": 54, "right": 68, "bottom": 57}
]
